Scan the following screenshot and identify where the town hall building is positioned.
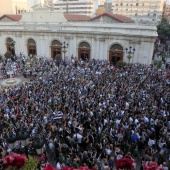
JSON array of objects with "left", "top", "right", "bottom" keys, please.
[{"left": 0, "top": 3, "right": 157, "bottom": 64}]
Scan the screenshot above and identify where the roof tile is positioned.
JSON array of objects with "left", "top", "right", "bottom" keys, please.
[
  {"left": 64, "top": 13, "right": 91, "bottom": 21},
  {"left": 0, "top": 14, "right": 22, "bottom": 21},
  {"left": 90, "top": 12, "right": 134, "bottom": 23}
]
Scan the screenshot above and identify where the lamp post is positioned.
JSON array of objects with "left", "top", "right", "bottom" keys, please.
[
  {"left": 61, "top": 41, "right": 69, "bottom": 62},
  {"left": 32, "top": 138, "right": 45, "bottom": 155},
  {"left": 6, "top": 132, "right": 17, "bottom": 150},
  {"left": 18, "top": 131, "right": 30, "bottom": 147},
  {"left": 125, "top": 46, "right": 135, "bottom": 63}
]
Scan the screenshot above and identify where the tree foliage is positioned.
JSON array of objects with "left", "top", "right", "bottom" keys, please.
[
  {"left": 116, "top": 60, "right": 126, "bottom": 68},
  {"left": 157, "top": 18, "right": 170, "bottom": 40},
  {"left": 157, "top": 60, "right": 162, "bottom": 69}
]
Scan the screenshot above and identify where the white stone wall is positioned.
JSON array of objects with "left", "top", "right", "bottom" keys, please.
[{"left": 0, "top": 21, "right": 157, "bottom": 64}]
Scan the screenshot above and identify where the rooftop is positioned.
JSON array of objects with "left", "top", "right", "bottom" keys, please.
[
  {"left": 0, "top": 14, "right": 22, "bottom": 21},
  {"left": 0, "top": 12, "right": 134, "bottom": 23},
  {"left": 89, "top": 12, "right": 134, "bottom": 23},
  {"left": 64, "top": 13, "right": 91, "bottom": 21}
]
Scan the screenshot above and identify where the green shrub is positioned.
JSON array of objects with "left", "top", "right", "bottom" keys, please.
[
  {"left": 21, "top": 156, "right": 39, "bottom": 170},
  {"left": 116, "top": 60, "right": 126, "bottom": 68},
  {"left": 157, "top": 60, "right": 162, "bottom": 69}
]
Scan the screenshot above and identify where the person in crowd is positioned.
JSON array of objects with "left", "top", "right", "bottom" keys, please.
[{"left": 0, "top": 55, "right": 170, "bottom": 169}]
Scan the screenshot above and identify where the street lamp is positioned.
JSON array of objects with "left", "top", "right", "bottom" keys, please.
[
  {"left": 125, "top": 46, "right": 135, "bottom": 63},
  {"left": 61, "top": 41, "right": 69, "bottom": 62},
  {"left": 32, "top": 138, "right": 45, "bottom": 155},
  {"left": 18, "top": 131, "right": 30, "bottom": 147},
  {"left": 6, "top": 133, "right": 17, "bottom": 150}
]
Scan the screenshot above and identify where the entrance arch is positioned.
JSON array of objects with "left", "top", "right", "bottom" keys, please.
[
  {"left": 78, "top": 42, "right": 90, "bottom": 61},
  {"left": 6, "top": 38, "right": 15, "bottom": 55},
  {"left": 51, "top": 40, "right": 62, "bottom": 60},
  {"left": 109, "top": 44, "right": 123, "bottom": 65},
  {"left": 27, "top": 39, "right": 36, "bottom": 57}
]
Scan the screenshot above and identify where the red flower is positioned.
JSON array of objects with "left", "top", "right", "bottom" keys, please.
[
  {"left": 62, "top": 166, "right": 90, "bottom": 170},
  {"left": 116, "top": 158, "right": 133, "bottom": 170},
  {"left": 145, "top": 162, "right": 164, "bottom": 170},
  {"left": 43, "top": 164, "right": 58, "bottom": 170},
  {"left": 43, "top": 165, "right": 91, "bottom": 170},
  {"left": 62, "top": 166, "right": 74, "bottom": 170},
  {"left": 3, "top": 153, "right": 27, "bottom": 169},
  {"left": 79, "top": 166, "right": 90, "bottom": 170}
]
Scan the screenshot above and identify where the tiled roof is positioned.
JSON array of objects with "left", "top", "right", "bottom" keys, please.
[
  {"left": 64, "top": 13, "right": 91, "bottom": 21},
  {"left": 89, "top": 12, "right": 134, "bottom": 23},
  {"left": 0, "top": 14, "right": 22, "bottom": 21}
]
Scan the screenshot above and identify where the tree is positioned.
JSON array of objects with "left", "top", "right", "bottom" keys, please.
[
  {"left": 157, "top": 60, "right": 162, "bottom": 69},
  {"left": 157, "top": 18, "right": 170, "bottom": 40},
  {"left": 116, "top": 60, "right": 126, "bottom": 68}
]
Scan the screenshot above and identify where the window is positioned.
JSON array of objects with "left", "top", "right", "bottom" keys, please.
[
  {"left": 126, "top": 4, "right": 128, "bottom": 6},
  {"left": 135, "top": 13, "right": 138, "bottom": 16},
  {"left": 131, "top": 4, "right": 133, "bottom": 6},
  {"left": 142, "top": 3, "right": 144, "bottom": 6},
  {"left": 126, "top": 9, "right": 128, "bottom": 11},
  {"left": 120, "top": 3, "right": 123, "bottom": 6},
  {"left": 18, "top": 10, "right": 20, "bottom": 14},
  {"left": 116, "top": 4, "right": 118, "bottom": 6},
  {"left": 136, "top": 3, "right": 138, "bottom": 6}
]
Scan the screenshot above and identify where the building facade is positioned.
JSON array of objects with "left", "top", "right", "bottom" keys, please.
[
  {"left": 0, "top": 5, "right": 157, "bottom": 64},
  {"left": 113, "top": 0, "right": 165, "bottom": 23},
  {"left": 163, "top": 2, "right": 170, "bottom": 21},
  {"left": 53, "top": 0, "right": 98, "bottom": 16},
  {"left": 0, "top": 0, "right": 32, "bottom": 16},
  {"left": 100, "top": 0, "right": 105, "bottom": 5}
]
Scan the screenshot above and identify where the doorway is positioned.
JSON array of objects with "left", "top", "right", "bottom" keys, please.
[
  {"left": 79, "top": 49, "right": 90, "bottom": 61},
  {"left": 78, "top": 42, "right": 90, "bottom": 61},
  {"left": 109, "top": 44, "right": 123, "bottom": 65},
  {"left": 6, "top": 38, "right": 15, "bottom": 56},
  {"left": 27, "top": 39, "right": 36, "bottom": 57},
  {"left": 51, "top": 40, "right": 62, "bottom": 60}
]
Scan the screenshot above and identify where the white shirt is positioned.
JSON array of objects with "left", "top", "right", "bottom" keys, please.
[
  {"left": 129, "top": 117, "right": 133, "bottom": 124},
  {"left": 105, "top": 148, "right": 112, "bottom": 155},
  {"left": 135, "top": 119, "right": 139, "bottom": 124},
  {"left": 104, "top": 119, "right": 108, "bottom": 125},
  {"left": 144, "top": 116, "right": 149, "bottom": 123},
  {"left": 73, "top": 133, "right": 83, "bottom": 143},
  {"left": 116, "top": 154, "right": 123, "bottom": 160},
  {"left": 148, "top": 138, "right": 155, "bottom": 147},
  {"left": 56, "top": 162, "right": 61, "bottom": 169},
  {"left": 115, "top": 119, "right": 121, "bottom": 126}
]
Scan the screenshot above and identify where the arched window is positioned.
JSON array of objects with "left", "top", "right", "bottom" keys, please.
[
  {"left": 51, "top": 40, "right": 62, "bottom": 46},
  {"left": 110, "top": 44, "right": 123, "bottom": 51},
  {"left": 109, "top": 44, "right": 123, "bottom": 65},
  {"left": 27, "top": 38, "right": 36, "bottom": 57},
  {"left": 51, "top": 40, "right": 62, "bottom": 59},
  {"left": 78, "top": 41, "right": 91, "bottom": 61},
  {"left": 6, "top": 37, "right": 15, "bottom": 55},
  {"left": 79, "top": 42, "right": 90, "bottom": 48},
  {"left": 28, "top": 39, "right": 36, "bottom": 45}
]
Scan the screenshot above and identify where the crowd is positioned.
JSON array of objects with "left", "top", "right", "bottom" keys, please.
[{"left": 0, "top": 54, "right": 170, "bottom": 170}]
